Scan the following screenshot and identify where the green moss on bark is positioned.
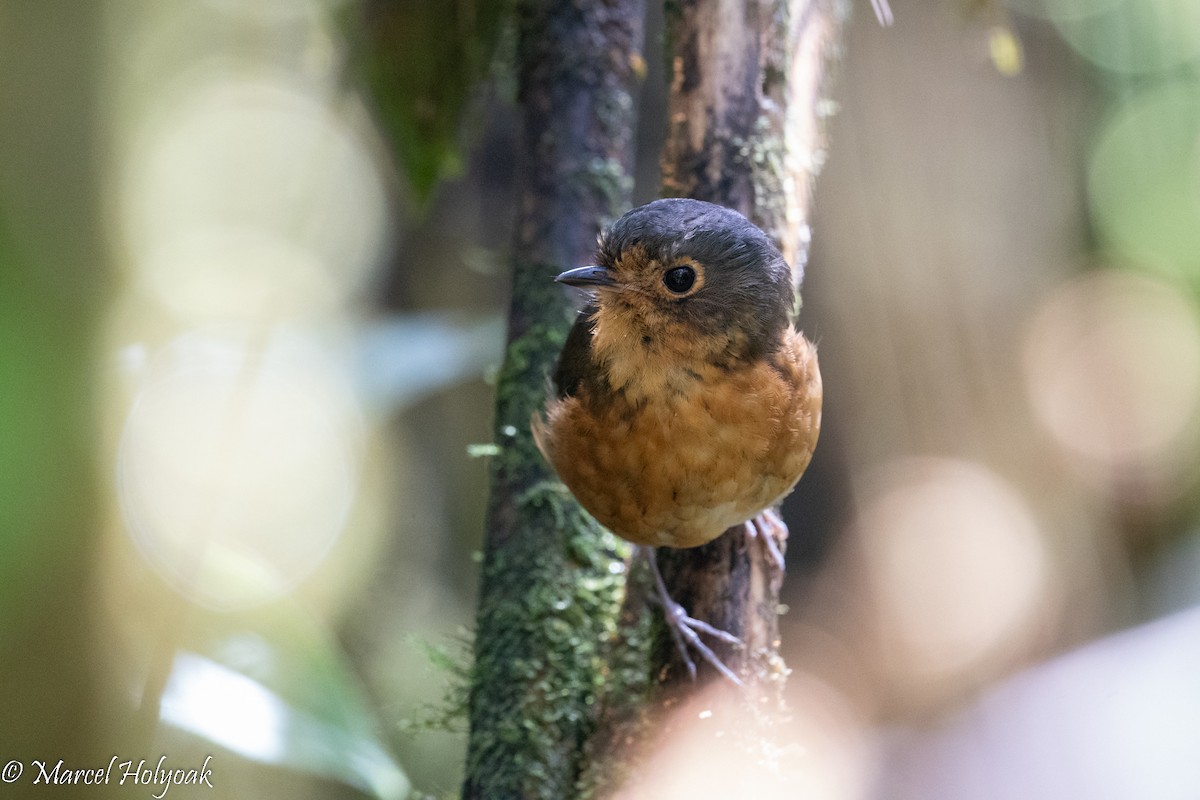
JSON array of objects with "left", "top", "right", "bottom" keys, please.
[{"left": 462, "top": 1, "right": 646, "bottom": 795}]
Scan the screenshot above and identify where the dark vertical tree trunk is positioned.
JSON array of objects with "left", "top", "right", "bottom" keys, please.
[
  {"left": 462, "top": 0, "right": 645, "bottom": 797},
  {"left": 465, "top": 0, "right": 846, "bottom": 793},
  {"left": 654, "top": 0, "right": 845, "bottom": 695}
]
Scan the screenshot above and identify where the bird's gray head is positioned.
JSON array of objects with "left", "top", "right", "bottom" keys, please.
[{"left": 557, "top": 198, "right": 794, "bottom": 364}]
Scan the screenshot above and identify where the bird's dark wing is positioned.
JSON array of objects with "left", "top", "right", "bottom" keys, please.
[{"left": 553, "top": 303, "right": 598, "bottom": 399}]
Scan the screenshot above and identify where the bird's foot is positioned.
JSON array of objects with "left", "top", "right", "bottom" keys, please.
[
  {"left": 642, "top": 546, "right": 744, "bottom": 687},
  {"left": 744, "top": 508, "right": 788, "bottom": 583}
]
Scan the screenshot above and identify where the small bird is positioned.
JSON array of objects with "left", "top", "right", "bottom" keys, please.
[{"left": 533, "top": 198, "right": 822, "bottom": 682}]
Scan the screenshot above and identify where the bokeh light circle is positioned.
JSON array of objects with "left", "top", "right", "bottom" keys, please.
[
  {"left": 1023, "top": 269, "right": 1200, "bottom": 477},
  {"left": 139, "top": 227, "right": 337, "bottom": 323},
  {"left": 200, "top": 0, "right": 327, "bottom": 23},
  {"left": 1004, "top": 0, "right": 1122, "bottom": 22},
  {"left": 857, "top": 458, "right": 1049, "bottom": 694},
  {"left": 117, "top": 328, "right": 361, "bottom": 609},
  {"left": 613, "top": 677, "right": 868, "bottom": 800},
  {"left": 120, "top": 75, "right": 388, "bottom": 323},
  {"left": 1088, "top": 80, "right": 1200, "bottom": 284},
  {"left": 1049, "top": 0, "right": 1200, "bottom": 76}
]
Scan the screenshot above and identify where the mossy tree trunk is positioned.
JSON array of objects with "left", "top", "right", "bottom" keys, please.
[
  {"left": 462, "top": 0, "right": 645, "bottom": 797},
  {"left": 465, "top": 0, "right": 846, "bottom": 794},
  {"left": 572, "top": 1, "right": 845, "bottom": 791}
]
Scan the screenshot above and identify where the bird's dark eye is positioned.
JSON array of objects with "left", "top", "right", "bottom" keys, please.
[{"left": 663, "top": 266, "right": 696, "bottom": 294}]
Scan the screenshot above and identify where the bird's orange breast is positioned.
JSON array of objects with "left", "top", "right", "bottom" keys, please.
[{"left": 533, "top": 329, "right": 821, "bottom": 548}]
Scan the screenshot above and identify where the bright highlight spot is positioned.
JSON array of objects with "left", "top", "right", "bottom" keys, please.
[
  {"left": 988, "top": 26, "right": 1024, "bottom": 77},
  {"left": 614, "top": 678, "right": 868, "bottom": 800},
  {"left": 117, "top": 329, "right": 360, "bottom": 609},
  {"left": 120, "top": 76, "right": 388, "bottom": 323},
  {"left": 1023, "top": 269, "right": 1200, "bottom": 476},
  {"left": 162, "top": 651, "right": 287, "bottom": 762},
  {"left": 161, "top": 650, "right": 411, "bottom": 799},
  {"left": 856, "top": 458, "right": 1049, "bottom": 693}
]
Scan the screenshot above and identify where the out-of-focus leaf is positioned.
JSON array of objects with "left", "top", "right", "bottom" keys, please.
[
  {"left": 344, "top": 0, "right": 511, "bottom": 202},
  {"left": 158, "top": 603, "right": 409, "bottom": 799},
  {"left": 355, "top": 312, "right": 506, "bottom": 412}
]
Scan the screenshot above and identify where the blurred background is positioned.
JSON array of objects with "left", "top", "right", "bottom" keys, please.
[{"left": 2, "top": 0, "right": 1199, "bottom": 797}]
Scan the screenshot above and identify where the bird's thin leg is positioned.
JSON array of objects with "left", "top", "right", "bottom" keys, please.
[
  {"left": 744, "top": 508, "right": 788, "bottom": 578},
  {"left": 641, "top": 546, "right": 743, "bottom": 687}
]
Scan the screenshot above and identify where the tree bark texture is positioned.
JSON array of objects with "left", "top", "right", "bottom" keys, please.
[
  {"left": 654, "top": 0, "right": 846, "bottom": 695},
  {"left": 462, "top": 1, "right": 645, "bottom": 798},
  {"left": 663, "top": 0, "right": 843, "bottom": 285}
]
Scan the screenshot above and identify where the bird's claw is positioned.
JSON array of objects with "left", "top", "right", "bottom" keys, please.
[
  {"left": 644, "top": 546, "right": 744, "bottom": 687},
  {"left": 662, "top": 600, "right": 744, "bottom": 686},
  {"left": 744, "top": 508, "right": 788, "bottom": 579}
]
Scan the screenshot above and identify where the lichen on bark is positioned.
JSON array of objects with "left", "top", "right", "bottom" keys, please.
[{"left": 462, "top": 1, "right": 646, "bottom": 797}]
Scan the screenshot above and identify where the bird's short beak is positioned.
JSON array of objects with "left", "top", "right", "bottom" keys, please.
[{"left": 555, "top": 265, "right": 616, "bottom": 289}]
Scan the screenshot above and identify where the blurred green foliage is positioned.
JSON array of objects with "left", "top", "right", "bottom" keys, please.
[
  {"left": 160, "top": 602, "right": 410, "bottom": 799},
  {"left": 1089, "top": 79, "right": 1200, "bottom": 286},
  {"left": 1043, "top": 0, "right": 1200, "bottom": 289},
  {"left": 0, "top": 0, "right": 111, "bottom": 767},
  {"left": 0, "top": 221, "right": 93, "bottom": 623},
  {"left": 1050, "top": 0, "right": 1200, "bottom": 76},
  {"left": 345, "top": 0, "right": 512, "bottom": 202}
]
